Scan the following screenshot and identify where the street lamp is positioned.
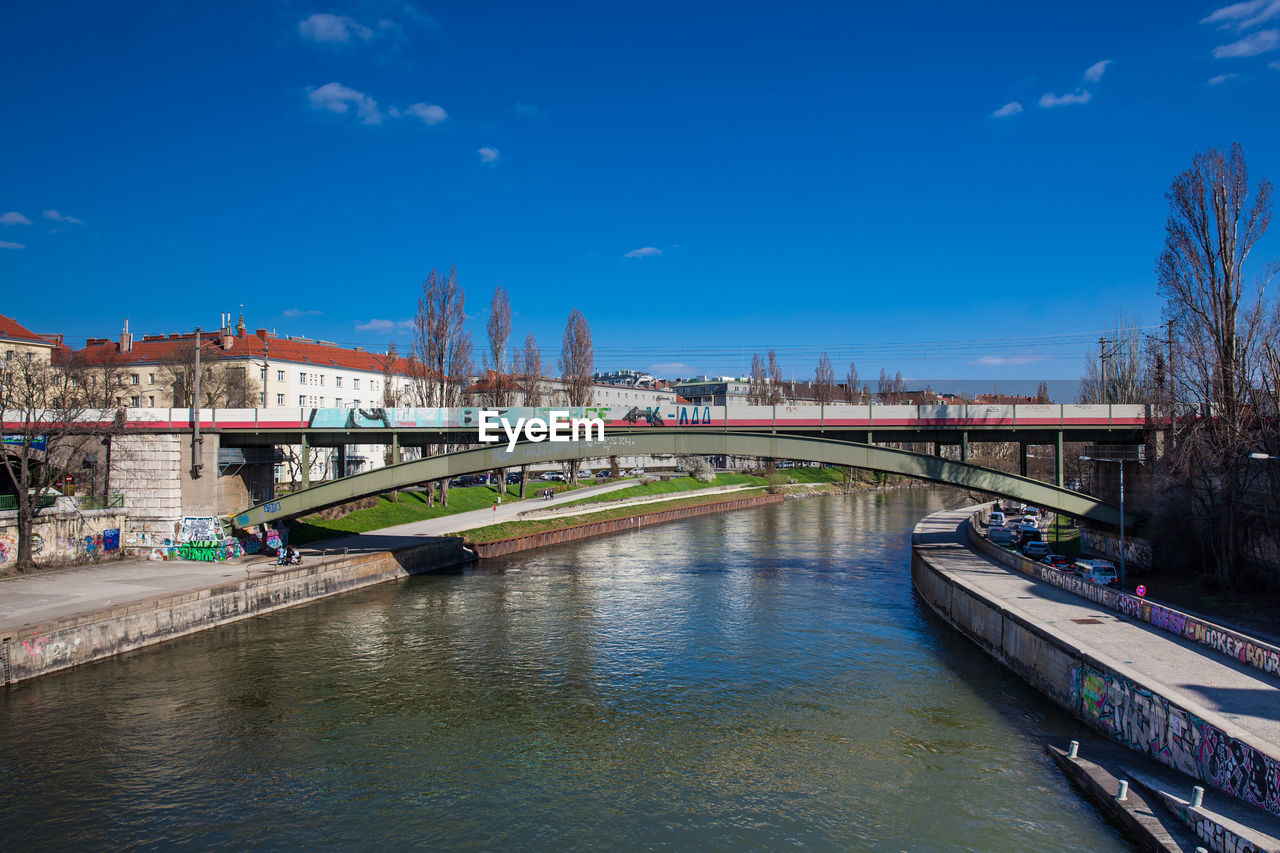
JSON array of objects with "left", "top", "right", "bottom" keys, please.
[{"left": 1079, "top": 453, "right": 1134, "bottom": 590}]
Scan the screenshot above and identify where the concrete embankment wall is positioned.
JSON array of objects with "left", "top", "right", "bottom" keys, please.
[
  {"left": 966, "top": 510, "right": 1280, "bottom": 682},
  {"left": 1, "top": 538, "right": 469, "bottom": 685},
  {"left": 911, "top": 507, "right": 1280, "bottom": 819},
  {"left": 470, "top": 493, "right": 786, "bottom": 558}
]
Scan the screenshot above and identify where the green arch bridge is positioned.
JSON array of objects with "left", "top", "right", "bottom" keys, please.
[{"left": 230, "top": 430, "right": 1128, "bottom": 530}]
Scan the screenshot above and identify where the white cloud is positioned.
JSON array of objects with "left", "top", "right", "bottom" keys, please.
[
  {"left": 355, "top": 318, "right": 413, "bottom": 332},
  {"left": 1271, "top": 59, "right": 1280, "bottom": 68},
  {"left": 0, "top": 211, "right": 32, "bottom": 225},
  {"left": 624, "top": 246, "right": 662, "bottom": 259},
  {"left": 43, "top": 210, "right": 83, "bottom": 224},
  {"left": 1083, "top": 59, "right": 1112, "bottom": 82},
  {"left": 971, "top": 355, "right": 1046, "bottom": 366},
  {"left": 1202, "top": 0, "right": 1280, "bottom": 30},
  {"left": 0, "top": 241, "right": 24, "bottom": 249},
  {"left": 402, "top": 102, "right": 447, "bottom": 125},
  {"left": 283, "top": 308, "right": 322, "bottom": 318},
  {"left": 991, "top": 101, "right": 1023, "bottom": 118},
  {"left": 477, "top": 146, "right": 500, "bottom": 164},
  {"left": 1038, "top": 89, "right": 1092, "bottom": 108},
  {"left": 1213, "top": 29, "right": 1280, "bottom": 57},
  {"left": 514, "top": 102, "right": 543, "bottom": 118},
  {"left": 306, "top": 82, "right": 383, "bottom": 124},
  {"left": 1208, "top": 72, "right": 1241, "bottom": 84},
  {"left": 299, "top": 13, "right": 373, "bottom": 44}
]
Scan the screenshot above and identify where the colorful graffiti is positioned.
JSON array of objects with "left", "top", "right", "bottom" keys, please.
[
  {"left": 1074, "top": 663, "right": 1280, "bottom": 816},
  {"left": 993, "top": 530, "right": 1280, "bottom": 682},
  {"left": 0, "top": 534, "right": 15, "bottom": 564},
  {"left": 178, "top": 539, "right": 243, "bottom": 562}
]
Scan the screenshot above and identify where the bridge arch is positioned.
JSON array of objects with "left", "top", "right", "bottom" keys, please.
[{"left": 231, "top": 430, "right": 1128, "bottom": 530}]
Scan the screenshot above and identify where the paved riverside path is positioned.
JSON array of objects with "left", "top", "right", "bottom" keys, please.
[
  {"left": 915, "top": 507, "right": 1280, "bottom": 755},
  {"left": 0, "top": 480, "right": 633, "bottom": 632}
]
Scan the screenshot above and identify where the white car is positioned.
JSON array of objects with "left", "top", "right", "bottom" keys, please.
[
  {"left": 578, "top": 468, "right": 593, "bottom": 478},
  {"left": 1073, "top": 559, "right": 1118, "bottom": 587},
  {"left": 989, "top": 511, "right": 1006, "bottom": 527},
  {"left": 628, "top": 467, "right": 646, "bottom": 476}
]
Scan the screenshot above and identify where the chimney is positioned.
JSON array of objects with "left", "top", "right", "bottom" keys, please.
[
  {"left": 236, "top": 313, "right": 246, "bottom": 337},
  {"left": 220, "top": 312, "right": 234, "bottom": 350},
  {"left": 119, "top": 318, "right": 133, "bottom": 353}
]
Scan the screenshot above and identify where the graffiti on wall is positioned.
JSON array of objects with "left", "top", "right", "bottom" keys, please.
[
  {"left": 1006, "top": 536, "right": 1280, "bottom": 681},
  {"left": 178, "top": 516, "right": 222, "bottom": 543},
  {"left": 1080, "top": 528, "right": 1152, "bottom": 570},
  {"left": 1074, "top": 663, "right": 1280, "bottom": 816}
]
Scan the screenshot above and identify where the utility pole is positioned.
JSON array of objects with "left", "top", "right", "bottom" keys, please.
[
  {"left": 1098, "top": 337, "right": 1110, "bottom": 404},
  {"left": 192, "top": 328, "right": 203, "bottom": 477}
]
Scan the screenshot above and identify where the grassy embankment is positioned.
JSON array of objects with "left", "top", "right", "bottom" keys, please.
[
  {"left": 451, "top": 487, "right": 774, "bottom": 543},
  {"left": 554, "top": 467, "right": 847, "bottom": 507},
  {"left": 287, "top": 483, "right": 567, "bottom": 545}
]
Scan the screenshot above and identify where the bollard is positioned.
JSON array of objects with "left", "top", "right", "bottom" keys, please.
[
  {"left": 1068, "top": 740, "right": 1079, "bottom": 759},
  {"left": 1116, "top": 780, "right": 1129, "bottom": 801},
  {"left": 1191, "top": 786, "right": 1204, "bottom": 808}
]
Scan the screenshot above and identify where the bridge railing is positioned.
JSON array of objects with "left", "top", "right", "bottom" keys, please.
[{"left": 3, "top": 403, "right": 1155, "bottom": 432}]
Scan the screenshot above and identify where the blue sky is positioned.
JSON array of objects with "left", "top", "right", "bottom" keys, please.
[{"left": 2, "top": 1, "right": 1278, "bottom": 384}]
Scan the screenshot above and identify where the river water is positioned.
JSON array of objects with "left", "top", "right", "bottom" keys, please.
[{"left": 0, "top": 491, "right": 1130, "bottom": 850}]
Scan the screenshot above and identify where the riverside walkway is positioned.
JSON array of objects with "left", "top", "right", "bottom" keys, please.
[
  {"left": 913, "top": 506, "right": 1280, "bottom": 826},
  {"left": 0, "top": 481, "right": 632, "bottom": 633}
]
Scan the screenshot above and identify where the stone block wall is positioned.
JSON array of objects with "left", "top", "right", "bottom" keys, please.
[{"left": 114, "top": 433, "right": 183, "bottom": 541}]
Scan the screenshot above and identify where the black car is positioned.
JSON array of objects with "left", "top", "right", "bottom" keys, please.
[
  {"left": 506, "top": 472, "right": 522, "bottom": 484},
  {"left": 1041, "top": 554, "right": 1072, "bottom": 570}
]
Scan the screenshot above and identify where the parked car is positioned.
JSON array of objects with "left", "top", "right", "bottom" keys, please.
[
  {"left": 540, "top": 471, "right": 565, "bottom": 481},
  {"left": 1073, "top": 559, "right": 1119, "bottom": 587},
  {"left": 988, "top": 526, "right": 1016, "bottom": 546},
  {"left": 628, "top": 467, "right": 645, "bottom": 476},
  {"left": 1021, "top": 541, "right": 1051, "bottom": 559},
  {"left": 506, "top": 472, "right": 522, "bottom": 484},
  {"left": 989, "top": 511, "right": 1006, "bottom": 527},
  {"left": 578, "top": 468, "right": 593, "bottom": 478}
]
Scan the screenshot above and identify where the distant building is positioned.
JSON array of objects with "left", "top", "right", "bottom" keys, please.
[
  {"left": 0, "top": 313, "right": 60, "bottom": 363},
  {"left": 672, "top": 375, "right": 751, "bottom": 406}
]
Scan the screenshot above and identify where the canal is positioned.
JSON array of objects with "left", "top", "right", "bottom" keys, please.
[{"left": 0, "top": 491, "right": 1130, "bottom": 850}]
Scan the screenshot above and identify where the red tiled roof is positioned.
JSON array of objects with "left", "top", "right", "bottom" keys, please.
[
  {"left": 468, "top": 370, "right": 526, "bottom": 392},
  {"left": 75, "top": 328, "right": 418, "bottom": 375},
  {"left": 0, "top": 313, "right": 54, "bottom": 346}
]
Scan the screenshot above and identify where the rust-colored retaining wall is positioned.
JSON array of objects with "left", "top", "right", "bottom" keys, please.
[
  {"left": 1, "top": 537, "right": 470, "bottom": 684},
  {"left": 469, "top": 494, "right": 786, "bottom": 558}
]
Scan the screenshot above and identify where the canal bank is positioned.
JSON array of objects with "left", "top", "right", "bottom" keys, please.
[
  {"left": 912, "top": 504, "right": 1280, "bottom": 850},
  {"left": 0, "top": 483, "right": 823, "bottom": 684}
]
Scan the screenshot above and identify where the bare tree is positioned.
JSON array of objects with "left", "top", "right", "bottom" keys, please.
[
  {"left": 410, "top": 266, "right": 473, "bottom": 505},
  {"left": 814, "top": 353, "right": 836, "bottom": 404},
  {"left": 159, "top": 338, "right": 260, "bottom": 407},
  {"left": 379, "top": 342, "right": 401, "bottom": 407},
  {"left": 1155, "top": 143, "right": 1276, "bottom": 587},
  {"left": 1079, "top": 315, "right": 1155, "bottom": 404},
  {"left": 766, "top": 350, "right": 783, "bottom": 404},
  {"left": 483, "top": 286, "right": 513, "bottom": 407},
  {"left": 1034, "top": 380, "right": 1051, "bottom": 404},
  {"left": 79, "top": 347, "right": 131, "bottom": 409},
  {"left": 559, "top": 309, "right": 594, "bottom": 407},
  {"left": 846, "top": 361, "right": 860, "bottom": 404},
  {"left": 519, "top": 333, "right": 543, "bottom": 407},
  {"left": 748, "top": 353, "right": 767, "bottom": 404},
  {"left": 0, "top": 353, "right": 114, "bottom": 570}
]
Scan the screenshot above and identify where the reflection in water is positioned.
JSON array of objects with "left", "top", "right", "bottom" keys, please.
[{"left": 0, "top": 491, "right": 1130, "bottom": 851}]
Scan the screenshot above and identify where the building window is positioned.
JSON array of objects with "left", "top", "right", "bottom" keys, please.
[
  {"left": 131, "top": 374, "right": 140, "bottom": 385},
  {"left": 335, "top": 376, "right": 343, "bottom": 388},
  {"left": 148, "top": 395, "right": 155, "bottom": 406},
  {"left": 148, "top": 373, "right": 155, "bottom": 384},
  {"left": 276, "top": 394, "right": 284, "bottom": 406},
  {"left": 276, "top": 370, "right": 284, "bottom": 382},
  {"left": 299, "top": 372, "right": 307, "bottom": 384},
  {"left": 353, "top": 378, "right": 360, "bottom": 390},
  {"left": 259, "top": 367, "right": 267, "bottom": 381},
  {"left": 298, "top": 395, "right": 306, "bottom": 406},
  {"left": 335, "top": 398, "right": 343, "bottom": 407},
  {"left": 258, "top": 392, "right": 265, "bottom": 405},
  {"left": 318, "top": 375, "right": 325, "bottom": 386},
  {"left": 129, "top": 395, "right": 139, "bottom": 406}
]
